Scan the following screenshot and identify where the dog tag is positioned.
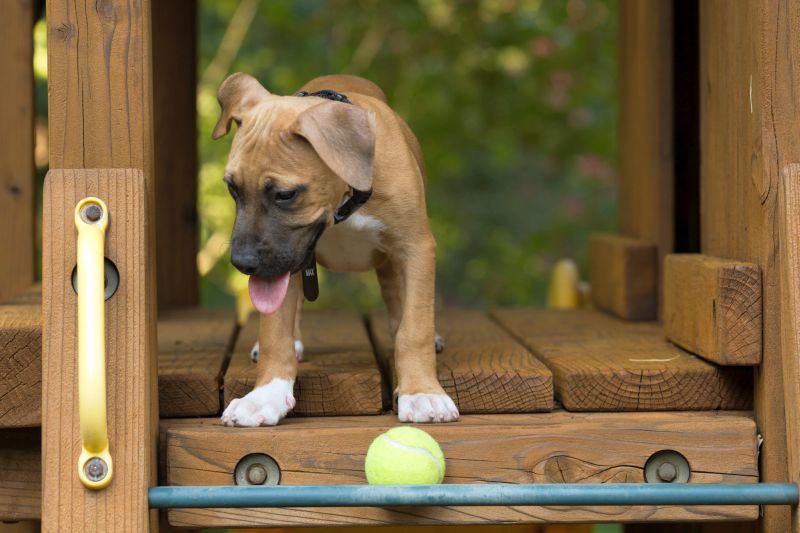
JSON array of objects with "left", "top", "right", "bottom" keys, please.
[{"left": 302, "top": 253, "right": 319, "bottom": 302}]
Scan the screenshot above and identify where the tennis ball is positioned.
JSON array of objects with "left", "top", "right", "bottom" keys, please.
[{"left": 365, "top": 426, "right": 445, "bottom": 484}]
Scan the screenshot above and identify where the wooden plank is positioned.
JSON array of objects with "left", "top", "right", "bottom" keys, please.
[
  {"left": 165, "top": 412, "right": 758, "bottom": 527},
  {"left": 0, "top": 429, "right": 40, "bottom": 521},
  {"left": 779, "top": 165, "right": 800, "bottom": 533},
  {"left": 618, "top": 0, "right": 674, "bottom": 313},
  {"left": 663, "top": 254, "right": 762, "bottom": 365},
  {"left": 0, "top": 302, "right": 40, "bottom": 427},
  {"left": 158, "top": 308, "right": 236, "bottom": 418},
  {"left": 42, "top": 169, "right": 157, "bottom": 532},
  {"left": 152, "top": 0, "right": 199, "bottom": 310},
  {"left": 588, "top": 234, "right": 657, "bottom": 320},
  {"left": 0, "top": 0, "right": 36, "bottom": 303},
  {"left": 369, "top": 310, "right": 553, "bottom": 413},
  {"left": 700, "top": 1, "right": 800, "bottom": 530},
  {"left": 493, "top": 308, "right": 752, "bottom": 411},
  {"left": 225, "top": 310, "right": 382, "bottom": 416}
]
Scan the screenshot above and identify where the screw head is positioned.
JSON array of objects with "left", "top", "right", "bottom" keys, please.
[
  {"left": 246, "top": 463, "right": 268, "bottom": 485},
  {"left": 657, "top": 462, "right": 677, "bottom": 482},
  {"left": 84, "top": 457, "right": 108, "bottom": 482},
  {"left": 81, "top": 203, "right": 103, "bottom": 223}
]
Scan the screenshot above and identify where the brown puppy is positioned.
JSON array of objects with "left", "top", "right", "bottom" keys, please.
[{"left": 215, "top": 73, "right": 459, "bottom": 426}]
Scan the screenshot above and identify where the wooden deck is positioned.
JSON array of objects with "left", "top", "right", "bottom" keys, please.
[{"left": 0, "top": 288, "right": 758, "bottom": 525}]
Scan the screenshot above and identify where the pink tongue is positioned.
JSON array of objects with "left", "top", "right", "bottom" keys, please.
[{"left": 248, "top": 273, "right": 291, "bottom": 315}]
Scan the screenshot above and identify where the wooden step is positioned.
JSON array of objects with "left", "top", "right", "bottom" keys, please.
[
  {"left": 163, "top": 411, "right": 758, "bottom": 528},
  {"left": 493, "top": 308, "right": 753, "bottom": 411},
  {"left": 0, "top": 287, "right": 237, "bottom": 426},
  {"left": 224, "top": 310, "right": 383, "bottom": 416},
  {"left": 369, "top": 309, "right": 554, "bottom": 413}
]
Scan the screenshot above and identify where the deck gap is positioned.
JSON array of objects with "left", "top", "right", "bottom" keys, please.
[{"left": 362, "top": 313, "right": 392, "bottom": 411}]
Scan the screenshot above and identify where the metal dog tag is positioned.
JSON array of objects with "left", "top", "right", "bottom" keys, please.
[{"left": 302, "top": 253, "right": 319, "bottom": 302}]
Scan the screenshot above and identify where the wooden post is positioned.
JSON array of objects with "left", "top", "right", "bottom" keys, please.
[
  {"left": 0, "top": 0, "right": 36, "bottom": 302},
  {"left": 699, "top": 0, "right": 800, "bottom": 531},
  {"left": 42, "top": 169, "right": 157, "bottom": 531}
]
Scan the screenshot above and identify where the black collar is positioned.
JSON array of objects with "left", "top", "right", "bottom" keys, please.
[{"left": 296, "top": 88, "right": 372, "bottom": 225}]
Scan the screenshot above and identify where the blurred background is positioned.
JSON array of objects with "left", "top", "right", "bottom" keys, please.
[{"left": 32, "top": 0, "right": 618, "bottom": 312}]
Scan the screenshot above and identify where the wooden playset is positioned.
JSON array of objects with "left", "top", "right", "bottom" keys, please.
[{"left": 1, "top": 0, "right": 799, "bottom": 531}]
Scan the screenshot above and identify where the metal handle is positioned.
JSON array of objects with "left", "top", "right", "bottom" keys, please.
[{"left": 75, "top": 198, "right": 113, "bottom": 490}]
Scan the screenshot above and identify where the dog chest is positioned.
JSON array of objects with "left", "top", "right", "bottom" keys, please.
[{"left": 316, "top": 212, "right": 384, "bottom": 272}]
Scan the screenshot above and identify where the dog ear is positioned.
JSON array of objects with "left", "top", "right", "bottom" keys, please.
[
  {"left": 293, "top": 102, "right": 376, "bottom": 191},
  {"left": 212, "top": 73, "right": 270, "bottom": 140}
]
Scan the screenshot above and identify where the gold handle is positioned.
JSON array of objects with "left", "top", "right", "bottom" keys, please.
[{"left": 75, "top": 198, "right": 113, "bottom": 490}]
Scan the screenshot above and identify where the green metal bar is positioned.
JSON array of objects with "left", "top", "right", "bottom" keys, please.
[{"left": 148, "top": 483, "right": 799, "bottom": 509}]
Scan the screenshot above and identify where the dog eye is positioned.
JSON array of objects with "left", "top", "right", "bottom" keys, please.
[{"left": 274, "top": 189, "right": 299, "bottom": 203}]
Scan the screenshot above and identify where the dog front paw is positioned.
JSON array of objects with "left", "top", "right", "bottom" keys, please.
[
  {"left": 249, "top": 340, "right": 304, "bottom": 362},
  {"left": 221, "top": 378, "right": 296, "bottom": 427},
  {"left": 398, "top": 392, "right": 459, "bottom": 423}
]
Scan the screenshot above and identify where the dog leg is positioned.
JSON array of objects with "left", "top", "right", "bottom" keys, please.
[
  {"left": 222, "top": 274, "right": 302, "bottom": 427},
  {"left": 391, "top": 238, "right": 459, "bottom": 423},
  {"left": 249, "top": 288, "right": 305, "bottom": 363}
]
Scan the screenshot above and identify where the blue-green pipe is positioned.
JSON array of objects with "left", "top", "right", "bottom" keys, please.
[{"left": 148, "top": 483, "right": 799, "bottom": 509}]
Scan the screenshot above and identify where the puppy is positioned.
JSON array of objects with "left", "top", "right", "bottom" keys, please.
[{"left": 216, "top": 73, "right": 459, "bottom": 426}]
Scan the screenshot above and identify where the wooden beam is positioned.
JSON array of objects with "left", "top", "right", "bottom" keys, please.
[
  {"left": 588, "top": 233, "right": 658, "bottom": 320},
  {"left": 0, "top": 0, "right": 36, "bottom": 303},
  {"left": 493, "top": 308, "right": 752, "bottom": 411},
  {"left": 700, "top": 0, "right": 800, "bottom": 530},
  {"left": 42, "top": 169, "right": 157, "bottom": 531},
  {"left": 663, "top": 254, "right": 761, "bottom": 365},
  {"left": 618, "top": 0, "right": 674, "bottom": 313},
  {"left": 369, "top": 310, "right": 553, "bottom": 413},
  {"left": 164, "top": 412, "right": 758, "bottom": 527},
  {"left": 152, "top": 0, "right": 199, "bottom": 310}
]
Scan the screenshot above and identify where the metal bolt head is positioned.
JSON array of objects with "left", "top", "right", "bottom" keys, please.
[
  {"left": 81, "top": 203, "right": 103, "bottom": 223},
  {"left": 84, "top": 457, "right": 108, "bottom": 482},
  {"left": 656, "top": 462, "right": 677, "bottom": 482},
  {"left": 246, "top": 463, "right": 268, "bottom": 485}
]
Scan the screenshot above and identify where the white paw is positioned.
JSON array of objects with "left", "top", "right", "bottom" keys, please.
[
  {"left": 398, "top": 393, "right": 459, "bottom": 423},
  {"left": 435, "top": 334, "right": 445, "bottom": 353},
  {"left": 249, "top": 340, "right": 304, "bottom": 362},
  {"left": 221, "top": 378, "right": 296, "bottom": 427}
]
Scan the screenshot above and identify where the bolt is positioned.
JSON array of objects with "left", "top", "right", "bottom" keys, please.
[
  {"left": 82, "top": 203, "right": 103, "bottom": 223},
  {"left": 657, "top": 462, "right": 677, "bottom": 482},
  {"left": 246, "top": 463, "right": 268, "bottom": 485},
  {"left": 84, "top": 457, "right": 108, "bottom": 482}
]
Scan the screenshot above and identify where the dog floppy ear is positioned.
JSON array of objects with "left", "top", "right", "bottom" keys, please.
[
  {"left": 212, "top": 73, "right": 270, "bottom": 140},
  {"left": 293, "top": 102, "right": 376, "bottom": 191}
]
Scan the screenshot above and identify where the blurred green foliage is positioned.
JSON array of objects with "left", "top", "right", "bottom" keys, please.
[{"left": 204, "top": 0, "right": 619, "bottom": 309}]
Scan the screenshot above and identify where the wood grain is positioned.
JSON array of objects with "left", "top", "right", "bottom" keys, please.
[
  {"left": 164, "top": 412, "right": 758, "bottom": 527},
  {"left": 700, "top": 1, "right": 800, "bottom": 530},
  {"left": 369, "top": 309, "right": 553, "bottom": 413},
  {"left": 42, "top": 169, "right": 157, "bottom": 532},
  {"left": 664, "top": 254, "right": 762, "bottom": 365},
  {"left": 588, "top": 234, "right": 657, "bottom": 320},
  {"left": 0, "top": 429, "right": 40, "bottom": 521},
  {"left": 0, "top": 0, "right": 36, "bottom": 303},
  {"left": 779, "top": 164, "right": 800, "bottom": 532},
  {"left": 617, "top": 0, "right": 674, "bottom": 315},
  {"left": 158, "top": 308, "right": 237, "bottom": 418},
  {"left": 0, "top": 301, "right": 41, "bottom": 427},
  {"left": 493, "top": 308, "right": 752, "bottom": 411},
  {"left": 225, "top": 310, "right": 382, "bottom": 416},
  {"left": 152, "top": 0, "right": 199, "bottom": 310}
]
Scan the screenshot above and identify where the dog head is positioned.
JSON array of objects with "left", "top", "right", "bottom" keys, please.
[{"left": 214, "top": 73, "right": 376, "bottom": 313}]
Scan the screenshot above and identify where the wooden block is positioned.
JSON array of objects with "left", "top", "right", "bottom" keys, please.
[
  {"left": 0, "top": 303, "right": 40, "bottom": 427},
  {"left": 493, "top": 308, "right": 752, "bottom": 411},
  {"left": 664, "top": 254, "right": 762, "bottom": 365},
  {"left": 589, "top": 233, "right": 657, "bottom": 320},
  {"left": 0, "top": 429, "right": 40, "bottom": 521},
  {"left": 369, "top": 310, "right": 553, "bottom": 413},
  {"left": 165, "top": 412, "right": 758, "bottom": 527},
  {"left": 158, "top": 308, "right": 237, "bottom": 418},
  {"left": 225, "top": 310, "right": 382, "bottom": 416},
  {"left": 0, "top": 0, "right": 36, "bottom": 303},
  {"left": 42, "top": 169, "right": 157, "bottom": 532}
]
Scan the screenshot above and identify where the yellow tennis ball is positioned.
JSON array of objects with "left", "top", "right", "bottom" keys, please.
[{"left": 365, "top": 426, "right": 445, "bottom": 484}]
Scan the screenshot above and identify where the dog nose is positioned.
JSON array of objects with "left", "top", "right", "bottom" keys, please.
[{"left": 231, "top": 250, "right": 260, "bottom": 275}]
